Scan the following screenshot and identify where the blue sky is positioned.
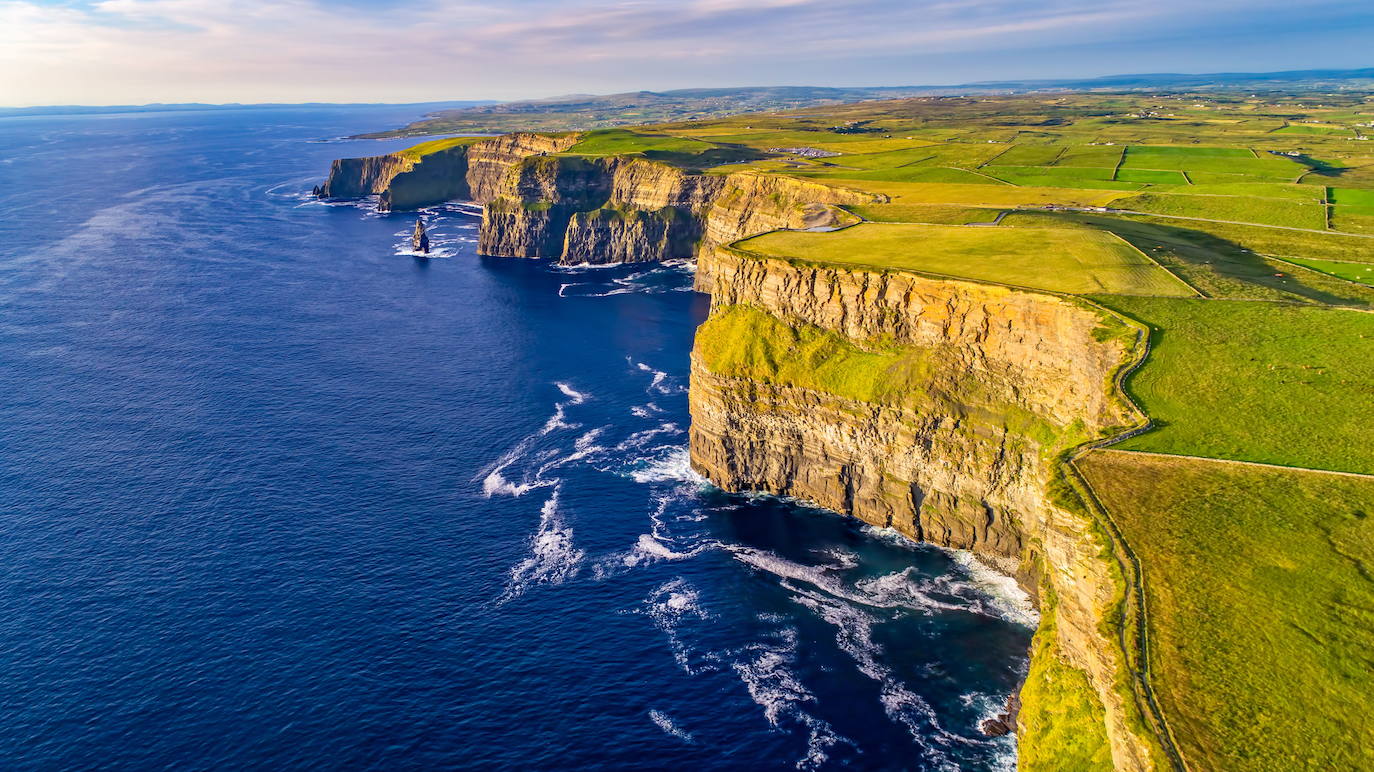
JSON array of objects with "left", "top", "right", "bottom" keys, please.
[{"left": 3, "top": 0, "right": 1372, "bottom": 106}]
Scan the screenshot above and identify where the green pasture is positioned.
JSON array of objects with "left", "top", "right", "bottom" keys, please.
[
  {"left": 1052, "top": 146, "right": 1123, "bottom": 168},
  {"left": 1093, "top": 297, "right": 1374, "bottom": 472},
  {"left": 739, "top": 223, "right": 1194, "bottom": 296},
  {"left": 988, "top": 144, "right": 1065, "bottom": 166},
  {"left": 565, "top": 129, "right": 717, "bottom": 156},
  {"left": 1114, "top": 169, "right": 1188, "bottom": 185},
  {"left": 1078, "top": 451, "right": 1374, "bottom": 772},
  {"left": 397, "top": 136, "right": 482, "bottom": 160},
  {"left": 1111, "top": 192, "right": 1329, "bottom": 229},
  {"left": 845, "top": 204, "right": 1005, "bottom": 224},
  {"left": 1279, "top": 256, "right": 1374, "bottom": 283}
]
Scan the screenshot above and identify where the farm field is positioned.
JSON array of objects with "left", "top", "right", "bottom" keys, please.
[
  {"left": 845, "top": 203, "right": 1005, "bottom": 224},
  {"left": 1110, "top": 192, "right": 1330, "bottom": 229},
  {"left": 1279, "top": 256, "right": 1374, "bottom": 283},
  {"left": 740, "top": 223, "right": 1195, "bottom": 296},
  {"left": 1090, "top": 296, "right": 1374, "bottom": 473},
  {"left": 1077, "top": 450, "right": 1374, "bottom": 772}
]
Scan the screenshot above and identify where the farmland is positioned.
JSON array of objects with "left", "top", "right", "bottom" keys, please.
[
  {"left": 641, "top": 88, "right": 1374, "bottom": 771},
  {"left": 740, "top": 223, "right": 1195, "bottom": 296},
  {"left": 1077, "top": 451, "right": 1374, "bottom": 772}
]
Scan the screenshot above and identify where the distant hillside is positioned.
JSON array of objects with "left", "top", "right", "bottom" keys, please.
[
  {"left": 359, "top": 68, "right": 1374, "bottom": 138},
  {"left": 349, "top": 86, "right": 932, "bottom": 138}
]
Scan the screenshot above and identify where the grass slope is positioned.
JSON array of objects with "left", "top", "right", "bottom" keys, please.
[
  {"left": 1093, "top": 297, "right": 1374, "bottom": 473},
  {"left": 740, "top": 223, "right": 1195, "bottom": 296},
  {"left": 1078, "top": 451, "right": 1374, "bottom": 772},
  {"left": 1017, "top": 593, "right": 1115, "bottom": 772}
]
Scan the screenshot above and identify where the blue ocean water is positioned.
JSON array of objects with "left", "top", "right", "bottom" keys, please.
[{"left": 0, "top": 107, "right": 1034, "bottom": 770}]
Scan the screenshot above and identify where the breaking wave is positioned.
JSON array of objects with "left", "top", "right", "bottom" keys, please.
[
  {"left": 498, "top": 487, "right": 586, "bottom": 603},
  {"left": 648, "top": 709, "right": 694, "bottom": 743}
]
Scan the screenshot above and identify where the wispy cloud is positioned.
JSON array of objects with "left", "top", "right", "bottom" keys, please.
[{"left": 2, "top": 0, "right": 1371, "bottom": 105}]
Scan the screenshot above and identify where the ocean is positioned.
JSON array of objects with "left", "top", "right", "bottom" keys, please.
[{"left": 0, "top": 105, "right": 1033, "bottom": 770}]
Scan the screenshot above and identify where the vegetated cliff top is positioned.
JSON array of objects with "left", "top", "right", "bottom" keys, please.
[{"left": 376, "top": 86, "right": 1374, "bottom": 770}]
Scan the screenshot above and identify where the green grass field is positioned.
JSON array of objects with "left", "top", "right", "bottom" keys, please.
[
  {"left": 1092, "top": 297, "right": 1374, "bottom": 473},
  {"left": 988, "top": 144, "right": 1065, "bottom": 166},
  {"left": 826, "top": 180, "right": 1126, "bottom": 208},
  {"left": 1078, "top": 451, "right": 1374, "bottom": 772},
  {"left": 1279, "top": 256, "right": 1374, "bottom": 283},
  {"left": 740, "top": 223, "right": 1195, "bottom": 296},
  {"left": 566, "top": 128, "right": 728, "bottom": 156},
  {"left": 1331, "top": 188, "right": 1374, "bottom": 206},
  {"left": 845, "top": 203, "right": 1005, "bottom": 224},
  {"left": 1273, "top": 123, "right": 1352, "bottom": 136},
  {"left": 1114, "top": 168, "right": 1188, "bottom": 185},
  {"left": 396, "top": 136, "right": 482, "bottom": 160},
  {"left": 1053, "top": 146, "right": 1123, "bottom": 168},
  {"left": 810, "top": 166, "right": 1006, "bottom": 185},
  {"left": 1111, "top": 192, "right": 1330, "bottom": 229}
]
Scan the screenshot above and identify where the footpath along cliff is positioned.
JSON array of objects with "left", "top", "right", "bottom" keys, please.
[{"left": 320, "top": 135, "right": 1164, "bottom": 769}]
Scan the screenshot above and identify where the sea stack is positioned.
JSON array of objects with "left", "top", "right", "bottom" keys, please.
[{"left": 412, "top": 218, "right": 430, "bottom": 254}]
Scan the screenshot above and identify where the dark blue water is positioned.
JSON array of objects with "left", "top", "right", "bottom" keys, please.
[{"left": 0, "top": 107, "right": 1033, "bottom": 771}]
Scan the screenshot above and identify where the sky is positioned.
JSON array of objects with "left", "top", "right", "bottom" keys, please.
[{"left": 3, "top": 0, "right": 1373, "bottom": 107}]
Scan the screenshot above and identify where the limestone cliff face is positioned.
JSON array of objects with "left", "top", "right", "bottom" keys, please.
[
  {"left": 319, "top": 154, "right": 415, "bottom": 199},
  {"left": 689, "top": 248, "right": 1155, "bottom": 771},
  {"left": 318, "top": 133, "right": 576, "bottom": 211},
  {"left": 322, "top": 132, "right": 872, "bottom": 261},
  {"left": 478, "top": 155, "right": 874, "bottom": 263}
]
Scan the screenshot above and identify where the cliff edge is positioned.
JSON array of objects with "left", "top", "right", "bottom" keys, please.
[{"left": 690, "top": 246, "right": 1160, "bottom": 770}]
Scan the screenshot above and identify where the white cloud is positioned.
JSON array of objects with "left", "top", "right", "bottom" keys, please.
[{"left": 0, "top": 0, "right": 1368, "bottom": 105}]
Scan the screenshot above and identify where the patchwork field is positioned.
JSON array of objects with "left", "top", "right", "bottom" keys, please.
[
  {"left": 1091, "top": 297, "right": 1374, "bottom": 473},
  {"left": 1077, "top": 451, "right": 1374, "bottom": 772},
  {"left": 740, "top": 223, "right": 1195, "bottom": 296}
]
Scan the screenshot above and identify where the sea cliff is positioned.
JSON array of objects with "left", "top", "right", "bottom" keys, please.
[
  {"left": 689, "top": 247, "right": 1159, "bottom": 770},
  {"left": 321, "top": 135, "right": 1163, "bottom": 768},
  {"left": 320, "top": 137, "right": 872, "bottom": 264}
]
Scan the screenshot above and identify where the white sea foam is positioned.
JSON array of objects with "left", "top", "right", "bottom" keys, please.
[
  {"left": 481, "top": 468, "right": 556, "bottom": 498},
  {"left": 789, "top": 588, "right": 961, "bottom": 769},
  {"left": 853, "top": 568, "right": 969, "bottom": 615},
  {"left": 629, "top": 402, "right": 662, "bottom": 418},
  {"left": 859, "top": 525, "right": 1040, "bottom": 627},
  {"left": 555, "top": 382, "right": 589, "bottom": 404},
  {"left": 952, "top": 551, "right": 1039, "bottom": 628},
  {"left": 635, "top": 362, "right": 686, "bottom": 394},
  {"left": 613, "top": 422, "right": 681, "bottom": 452},
  {"left": 498, "top": 488, "right": 585, "bottom": 603},
  {"left": 627, "top": 446, "right": 708, "bottom": 485},
  {"left": 730, "top": 629, "right": 851, "bottom": 770},
  {"left": 813, "top": 548, "right": 861, "bottom": 570},
  {"left": 556, "top": 427, "right": 606, "bottom": 466},
  {"left": 648, "top": 710, "right": 694, "bottom": 743},
  {"left": 640, "top": 579, "right": 715, "bottom": 673},
  {"left": 962, "top": 692, "right": 1019, "bottom": 772}
]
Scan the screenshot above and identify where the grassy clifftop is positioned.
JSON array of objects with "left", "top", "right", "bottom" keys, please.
[{"left": 663, "top": 90, "right": 1374, "bottom": 770}]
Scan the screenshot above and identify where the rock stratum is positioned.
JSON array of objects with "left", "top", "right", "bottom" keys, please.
[
  {"left": 320, "top": 134, "right": 1164, "bottom": 769},
  {"left": 691, "top": 248, "right": 1158, "bottom": 769},
  {"left": 319, "top": 135, "right": 872, "bottom": 263}
]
